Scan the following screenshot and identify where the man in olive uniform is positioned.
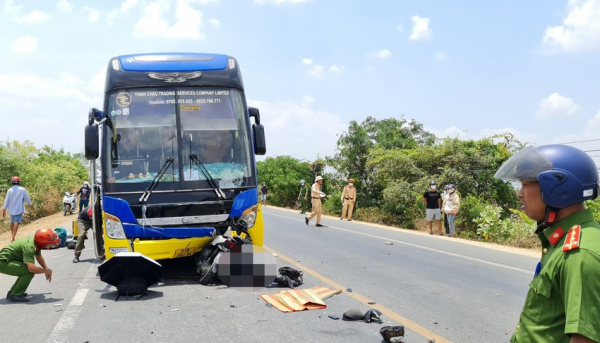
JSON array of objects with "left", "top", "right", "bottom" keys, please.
[
  {"left": 495, "top": 144, "right": 600, "bottom": 343},
  {"left": 297, "top": 180, "right": 310, "bottom": 214},
  {"left": 0, "top": 229, "right": 58, "bottom": 302},
  {"left": 305, "top": 176, "right": 326, "bottom": 227},
  {"left": 340, "top": 178, "right": 357, "bottom": 221}
]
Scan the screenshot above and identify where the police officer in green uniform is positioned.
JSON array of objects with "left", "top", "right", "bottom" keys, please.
[
  {"left": 495, "top": 145, "right": 600, "bottom": 343},
  {"left": 297, "top": 180, "right": 310, "bottom": 214}
]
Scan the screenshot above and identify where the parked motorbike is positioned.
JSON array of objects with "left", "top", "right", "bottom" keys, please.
[{"left": 63, "top": 192, "right": 77, "bottom": 216}]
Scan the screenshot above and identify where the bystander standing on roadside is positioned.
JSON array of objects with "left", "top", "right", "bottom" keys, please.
[
  {"left": 423, "top": 180, "right": 443, "bottom": 235},
  {"left": 75, "top": 181, "right": 91, "bottom": 213},
  {"left": 2, "top": 176, "right": 32, "bottom": 242},
  {"left": 443, "top": 184, "right": 460, "bottom": 237},
  {"left": 495, "top": 144, "right": 600, "bottom": 343},
  {"left": 260, "top": 182, "right": 268, "bottom": 206},
  {"left": 340, "top": 178, "right": 357, "bottom": 221},
  {"left": 0, "top": 228, "right": 58, "bottom": 302},
  {"left": 441, "top": 185, "right": 450, "bottom": 234}
]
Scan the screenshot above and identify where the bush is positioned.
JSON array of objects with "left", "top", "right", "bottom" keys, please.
[
  {"left": 474, "top": 204, "right": 537, "bottom": 247},
  {"left": 455, "top": 195, "right": 486, "bottom": 235}
]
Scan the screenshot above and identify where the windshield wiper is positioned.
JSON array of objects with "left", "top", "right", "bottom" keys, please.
[
  {"left": 189, "top": 154, "right": 226, "bottom": 199},
  {"left": 139, "top": 157, "right": 175, "bottom": 204}
]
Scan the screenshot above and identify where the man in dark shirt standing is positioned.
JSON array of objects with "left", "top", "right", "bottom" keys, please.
[
  {"left": 260, "top": 182, "right": 268, "bottom": 206},
  {"left": 75, "top": 181, "right": 91, "bottom": 213},
  {"left": 423, "top": 180, "right": 443, "bottom": 235}
]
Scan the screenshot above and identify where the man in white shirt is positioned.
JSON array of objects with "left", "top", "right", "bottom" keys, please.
[{"left": 2, "top": 176, "right": 32, "bottom": 242}]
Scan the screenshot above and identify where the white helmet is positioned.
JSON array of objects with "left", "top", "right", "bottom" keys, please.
[{"left": 84, "top": 181, "right": 89, "bottom": 186}]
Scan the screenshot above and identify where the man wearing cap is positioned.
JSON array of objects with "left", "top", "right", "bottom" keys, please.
[
  {"left": 340, "top": 178, "right": 357, "bottom": 221},
  {"left": 2, "top": 176, "right": 32, "bottom": 242},
  {"left": 423, "top": 180, "right": 443, "bottom": 235},
  {"left": 305, "top": 176, "right": 326, "bottom": 227}
]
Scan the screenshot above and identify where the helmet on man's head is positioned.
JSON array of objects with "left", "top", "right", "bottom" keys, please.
[
  {"left": 34, "top": 229, "right": 60, "bottom": 250},
  {"left": 494, "top": 145, "right": 599, "bottom": 209},
  {"left": 315, "top": 176, "right": 323, "bottom": 182},
  {"left": 11, "top": 176, "right": 21, "bottom": 185},
  {"left": 84, "top": 181, "right": 89, "bottom": 186},
  {"left": 300, "top": 179, "right": 305, "bottom": 185},
  {"left": 429, "top": 180, "right": 437, "bottom": 185},
  {"left": 348, "top": 178, "right": 354, "bottom": 183}
]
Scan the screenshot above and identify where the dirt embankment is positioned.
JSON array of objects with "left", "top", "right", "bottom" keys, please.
[{"left": 0, "top": 212, "right": 74, "bottom": 249}]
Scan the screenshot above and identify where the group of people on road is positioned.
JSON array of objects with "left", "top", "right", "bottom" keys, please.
[{"left": 1, "top": 178, "right": 95, "bottom": 302}]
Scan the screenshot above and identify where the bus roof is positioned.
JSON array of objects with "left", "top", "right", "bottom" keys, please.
[{"left": 105, "top": 52, "right": 245, "bottom": 92}]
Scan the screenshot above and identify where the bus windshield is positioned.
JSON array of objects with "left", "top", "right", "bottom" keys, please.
[{"left": 103, "top": 87, "right": 254, "bottom": 192}]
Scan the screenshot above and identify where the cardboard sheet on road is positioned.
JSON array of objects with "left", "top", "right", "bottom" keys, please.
[{"left": 260, "top": 286, "right": 341, "bottom": 313}]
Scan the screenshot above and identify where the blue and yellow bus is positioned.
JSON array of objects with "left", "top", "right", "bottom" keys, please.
[{"left": 84, "top": 53, "right": 266, "bottom": 262}]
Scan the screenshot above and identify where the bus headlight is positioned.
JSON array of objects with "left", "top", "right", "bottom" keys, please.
[
  {"left": 241, "top": 204, "right": 258, "bottom": 228},
  {"left": 105, "top": 213, "right": 126, "bottom": 239}
]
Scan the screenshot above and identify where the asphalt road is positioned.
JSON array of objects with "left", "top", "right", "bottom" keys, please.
[{"left": 0, "top": 206, "right": 540, "bottom": 343}]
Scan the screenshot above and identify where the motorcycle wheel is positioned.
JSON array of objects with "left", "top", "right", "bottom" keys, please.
[{"left": 63, "top": 204, "right": 69, "bottom": 216}]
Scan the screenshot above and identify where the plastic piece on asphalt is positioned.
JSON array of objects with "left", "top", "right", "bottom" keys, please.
[
  {"left": 380, "top": 325, "right": 405, "bottom": 343},
  {"left": 328, "top": 314, "right": 340, "bottom": 320}
]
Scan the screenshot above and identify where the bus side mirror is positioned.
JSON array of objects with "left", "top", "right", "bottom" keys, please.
[
  {"left": 248, "top": 107, "right": 261, "bottom": 125},
  {"left": 89, "top": 108, "right": 102, "bottom": 125},
  {"left": 85, "top": 124, "right": 99, "bottom": 160},
  {"left": 253, "top": 124, "right": 266, "bottom": 155}
]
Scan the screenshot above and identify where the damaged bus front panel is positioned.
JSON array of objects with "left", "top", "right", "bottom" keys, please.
[{"left": 84, "top": 53, "right": 266, "bottom": 261}]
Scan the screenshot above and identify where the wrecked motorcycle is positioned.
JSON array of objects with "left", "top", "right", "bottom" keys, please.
[{"left": 196, "top": 220, "right": 252, "bottom": 285}]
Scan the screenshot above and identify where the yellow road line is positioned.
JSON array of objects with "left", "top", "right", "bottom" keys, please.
[{"left": 264, "top": 245, "right": 452, "bottom": 343}]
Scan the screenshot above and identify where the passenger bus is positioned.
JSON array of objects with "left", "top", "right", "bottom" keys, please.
[{"left": 84, "top": 53, "right": 266, "bottom": 262}]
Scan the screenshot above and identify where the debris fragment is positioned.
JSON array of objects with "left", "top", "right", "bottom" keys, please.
[
  {"left": 170, "top": 309, "right": 180, "bottom": 312},
  {"left": 368, "top": 301, "right": 376, "bottom": 305},
  {"left": 53, "top": 304, "right": 62, "bottom": 307},
  {"left": 346, "top": 288, "right": 353, "bottom": 292},
  {"left": 55, "top": 309, "right": 63, "bottom": 312},
  {"left": 384, "top": 242, "right": 393, "bottom": 245}
]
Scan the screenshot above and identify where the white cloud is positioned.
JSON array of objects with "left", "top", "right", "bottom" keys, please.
[
  {"left": 122, "top": 0, "right": 141, "bottom": 12},
  {"left": 14, "top": 9, "right": 51, "bottom": 24},
  {"left": 57, "top": 0, "right": 74, "bottom": 13},
  {"left": 543, "top": 0, "right": 600, "bottom": 52},
  {"left": 534, "top": 92, "right": 579, "bottom": 120},
  {"left": 249, "top": 97, "right": 344, "bottom": 161},
  {"left": 301, "top": 58, "right": 313, "bottom": 65},
  {"left": 329, "top": 65, "right": 342, "bottom": 73},
  {"left": 396, "top": 24, "right": 404, "bottom": 33},
  {"left": 0, "top": 72, "right": 95, "bottom": 104},
  {"left": 409, "top": 15, "right": 432, "bottom": 41},
  {"left": 133, "top": 1, "right": 206, "bottom": 40},
  {"left": 83, "top": 6, "right": 101, "bottom": 23},
  {"left": 209, "top": 18, "right": 221, "bottom": 27},
  {"left": 367, "top": 49, "right": 392, "bottom": 59},
  {"left": 583, "top": 108, "right": 600, "bottom": 136},
  {"left": 253, "top": 0, "right": 308, "bottom": 4},
  {"left": 4, "top": 0, "right": 20, "bottom": 15},
  {"left": 11, "top": 36, "right": 37, "bottom": 54},
  {"left": 434, "top": 52, "right": 446, "bottom": 60},
  {"left": 307, "top": 65, "right": 325, "bottom": 78}
]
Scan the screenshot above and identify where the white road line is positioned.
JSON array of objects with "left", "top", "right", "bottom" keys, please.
[
  {"left": 268, "top": 213, "right": 532, "bottom": 274},
  {"left": 46, "top": 262, "right": 96, "bottom": 343}
]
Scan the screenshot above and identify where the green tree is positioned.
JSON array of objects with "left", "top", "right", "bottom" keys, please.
[{"left": 257, "top": 156, "right": 312, "bottom": 207}]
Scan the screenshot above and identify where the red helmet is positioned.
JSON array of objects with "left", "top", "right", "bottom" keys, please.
[
  {"left": 11, "top": 176, "right": 21, "bottom": 184},
  {"left": 34, "top": 229, "right": 60, "bottom": 249}
]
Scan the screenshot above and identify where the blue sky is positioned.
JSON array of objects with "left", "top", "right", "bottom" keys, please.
[{"left": 1, "top": 0, "right": 600, "bottom": 165}]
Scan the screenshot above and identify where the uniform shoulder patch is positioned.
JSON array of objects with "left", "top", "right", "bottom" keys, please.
[{"left": 563, "top": 225, "right": 582, "bottom": 252}]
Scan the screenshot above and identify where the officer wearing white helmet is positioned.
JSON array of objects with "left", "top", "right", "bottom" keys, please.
[{"left": 305, "top": 176, "right": 326, "bottom": 227}]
